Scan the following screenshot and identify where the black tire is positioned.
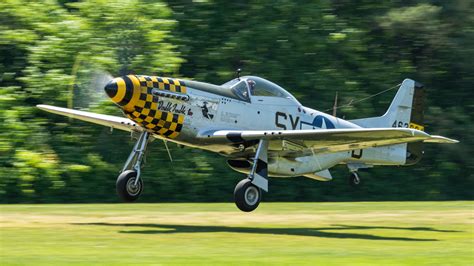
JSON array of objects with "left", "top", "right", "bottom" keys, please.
[
  {"left": 234, "top": 179, "right": 261, "bottom": 212},
  {"left": 116, "top": 170, "right": 143, "bottom": 202},
  {"left": 349, "top": 172, "right": 361, "bottom": 186}
]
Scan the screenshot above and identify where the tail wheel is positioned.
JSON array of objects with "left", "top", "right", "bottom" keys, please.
[
  {"left": 234, "top": 179, "right": 261, "bottom": 212},
  {"left": 349, "top": 172, "right": 361, "bottom": 186},
  {"left": 116, "top": 170, "right": 143, "bottom": 202}
]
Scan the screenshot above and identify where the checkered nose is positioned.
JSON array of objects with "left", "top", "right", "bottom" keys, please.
[
  {"left": 104, "top": 76, "right": 136, "bottom": 109},
  {"left": 105, "top": 74, "right": 187, "bottom": 139}
]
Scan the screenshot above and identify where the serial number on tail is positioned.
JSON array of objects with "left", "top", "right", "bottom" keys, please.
[{"left": 392, "top": 120, "right": 424, "bottom": 131}]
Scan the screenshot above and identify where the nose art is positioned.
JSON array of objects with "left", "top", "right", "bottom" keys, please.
[{"left": 104, "top": 79, "right": 118, "bottom": 98}]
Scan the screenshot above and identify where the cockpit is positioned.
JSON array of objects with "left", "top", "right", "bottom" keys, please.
[{"left": 222, "top": 76, "right": 298, "bottom": 103}]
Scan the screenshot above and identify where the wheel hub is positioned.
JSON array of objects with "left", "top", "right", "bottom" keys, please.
[
  {"left": 244, "top": 186, "right": 259, "bottom": 205},
  {"left": 126, "top": 178, "right": 141, "bottom": 196}
]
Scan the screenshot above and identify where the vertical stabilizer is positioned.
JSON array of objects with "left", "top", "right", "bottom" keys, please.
[
  {"left": 350, "top": 79, "right": 424, "bottom": 129},
  {"left": 349, "top": 79, "right": 425, "bottom": 164}
]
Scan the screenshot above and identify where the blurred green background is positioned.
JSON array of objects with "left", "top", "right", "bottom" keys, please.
[{"left": 0, "top": 0, "right": 472, "bottom": 203}]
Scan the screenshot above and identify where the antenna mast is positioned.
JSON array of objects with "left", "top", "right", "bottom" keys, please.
[{"left": 332, "top": 92, "right": 338, "bottom": 117}]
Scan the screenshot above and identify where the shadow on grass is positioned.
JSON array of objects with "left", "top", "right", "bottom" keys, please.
[
  {"left": 72, "top": 223, "right": 458, "bottom": 241},
  {"left": 331, "top": 224, "right": 461, "bottom": 233}
]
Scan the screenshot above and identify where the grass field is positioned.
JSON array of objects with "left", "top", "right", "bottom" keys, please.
[{"left": 0, "top": 202, "right": 473, "bottom": 265}]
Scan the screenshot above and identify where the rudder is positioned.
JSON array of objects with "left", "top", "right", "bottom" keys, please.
[{"left": 406, "top": 81, "right": 425, "bottom": 165}]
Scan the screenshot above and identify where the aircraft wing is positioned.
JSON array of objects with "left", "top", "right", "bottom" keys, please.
[
  {"left": 37, "top": 105, "right": 140, "bottom": 132},
  {"left": 201, "top": 128, "right": 458, "bottom": 153}
]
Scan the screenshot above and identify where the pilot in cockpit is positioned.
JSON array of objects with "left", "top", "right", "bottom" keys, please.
[{"left": 247, "top": 79, "right": 256, "bottom": 95}]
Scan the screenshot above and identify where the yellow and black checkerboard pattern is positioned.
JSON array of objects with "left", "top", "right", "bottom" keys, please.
[
  {"left": 137, "top": 75, "right": 187, "bottom": 94},
  {"left": 125, "top": 75, "right": 187, "bottom": 139}
]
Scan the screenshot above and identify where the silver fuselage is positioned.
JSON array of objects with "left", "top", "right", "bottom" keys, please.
[
  {"left": 161, "top": 80, "right": 406, "bottom": 177},
  {"left": 105, "top": 75, "right": 406, "bottom": 178}
]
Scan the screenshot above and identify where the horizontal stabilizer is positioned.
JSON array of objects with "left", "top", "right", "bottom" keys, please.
[{"left": 424, "top": 135, "right": 459, "bottom": 144}]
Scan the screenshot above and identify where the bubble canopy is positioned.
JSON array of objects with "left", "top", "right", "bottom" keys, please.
[{"left": 222, "top": 76, "right": 299, "bottom": 103}]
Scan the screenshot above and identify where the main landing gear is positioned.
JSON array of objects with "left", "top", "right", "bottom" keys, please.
[
  {"left": 234, "top": 179, "right": 261, "bottom": 212},
  {"left": 233, "top": 139, "right": 269, "bottom": 212},
  {"left": 116, "top": 131, "right": 150, "bottom": 202}
]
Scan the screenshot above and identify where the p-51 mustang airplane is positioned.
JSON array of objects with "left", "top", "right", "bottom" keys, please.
[{"left": 38, "top": 73, "right": 458, "bottom": 212}]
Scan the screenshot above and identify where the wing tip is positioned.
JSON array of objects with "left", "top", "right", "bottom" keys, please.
[{"left": 36, "top": 104, "right": 52, "bottom": 110}]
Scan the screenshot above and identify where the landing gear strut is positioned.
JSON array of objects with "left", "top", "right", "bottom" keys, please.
[
  {"left": 349, "top": 171, "right": 361, "bottom": 186},
  {"left": 116, "top": 131, "right": 150, "bottom": 202},
  {"left": 234, "top": 139, "right": 268, "bottom": 212}
]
